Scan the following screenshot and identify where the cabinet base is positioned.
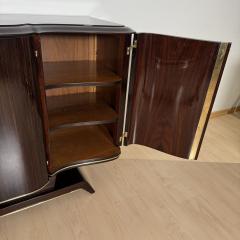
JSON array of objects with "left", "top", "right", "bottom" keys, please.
[{"left": 0, "top": 168, "right": 95, "bottom": 217}]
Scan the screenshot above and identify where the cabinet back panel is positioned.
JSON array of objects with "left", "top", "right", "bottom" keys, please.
[
  {"left": 0, "top": 36, "right": 48, "bottom": 203},
  {"left": 97, "top": 35, "right": 125, "bottom": 76},
  {"left": 40, "top": 35, "right": 97, "bottom": 62}
]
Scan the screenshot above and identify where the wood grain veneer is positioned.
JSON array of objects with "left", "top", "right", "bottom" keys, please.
[
  {"left": 97, "top": 35, "right": 125, "bottom": 75},
  {"left": 49, "top": 125, "right": 120, "bottom": 174},
  {"left": 46, "top": 86, "right": 96, "bottom": 97},
  {"left": 32, "top": 35, "right": 51, "bottom": 165},
  {"left": 0, "top": 36, "right": 48, "bottom": 203},
  {"left": 43, "top": 61, "right": 121, "bottom": 89},
  {"left": 40, "top": 35, "right": 97, "bottom": 62},
  {"left": 41, "top": 34, "right": 97, "bottom": 96},
  {"left": 46, "top": 91, "right": 112, "bottom": 110},
  {"left": 127, "top": 33, "right": 228, "bottom": 159}
]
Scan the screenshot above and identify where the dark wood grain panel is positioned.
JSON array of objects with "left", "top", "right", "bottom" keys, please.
[
  {"left": 127, "top": 34, "right": 229, "bottom": 159},
  {"left": 49, "top": 125, "right": 120, "bottom": 174},
  {"left": 43, "top": 61, "right": 121, "bottom": 89},
  {"left": 0, "top": 36, "right": 48, "bottom": 203}
]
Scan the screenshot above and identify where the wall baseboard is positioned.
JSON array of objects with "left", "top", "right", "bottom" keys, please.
[{"left": 211, "top": 106, "right": 240, "bottom": 118}]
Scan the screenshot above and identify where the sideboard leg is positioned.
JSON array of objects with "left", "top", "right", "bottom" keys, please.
[
  {"left": 81, "top": 181, "right": 95, "bottom": 194},
  {"left": 78, "top": 167, "right": 95, "bottom": 194}
]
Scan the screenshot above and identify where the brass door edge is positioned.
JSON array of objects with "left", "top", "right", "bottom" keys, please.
[{"left": 189, "top": 43, "right": 229, "bottom": 160}]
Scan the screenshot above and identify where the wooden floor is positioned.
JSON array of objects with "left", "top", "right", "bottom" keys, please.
[
  {"left": 0, "top": 114, "right": 239, "bottom": 240},
  {"left": 199, "top": 113, "right": 240, "bottom": 162}
]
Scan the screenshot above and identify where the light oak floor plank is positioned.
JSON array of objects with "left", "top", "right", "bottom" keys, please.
[{"left": 199, "top": 114, "right": 240, "bottom": 162}]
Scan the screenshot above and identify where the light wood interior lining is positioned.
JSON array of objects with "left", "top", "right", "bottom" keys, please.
[
  {"left": 46, "top": 86, "right": 96, "bottom": 97},
  {"left": 41, "top": 34, "right": 125, "bottom": 97},
  {"left": 97, "top": 35, "right": 125, "bottom": 75},
  {"left": 40, "top": 35, "right": 97, "bottom": 62},
  {"left": 41, "top": 34, "right": 97, "bottom": 96},
  {"left": 40, "top": 34, "right": 126, "bottom": 160},
  {"left": 49, "top": 125, "right": 120, "bottom": 174}
]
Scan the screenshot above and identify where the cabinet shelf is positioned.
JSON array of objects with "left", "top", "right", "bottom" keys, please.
[
  {"left": 43, "top": 61, "right": 121, "bottom": 89},
  {"left": 47, "top": 92, "right": 117, "bottom": 130},
  {"left": 49, "top": 125, "right": 120, "bottom": 174},
  {"left": 49, "top": 103, "right": 118, "bottom": 130},
  {"left": 47, "top": 92, "right": 101, "bottom": 111}
]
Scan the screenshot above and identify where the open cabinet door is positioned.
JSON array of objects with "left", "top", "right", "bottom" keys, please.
[{"left": 126, "top": 33, "right": 230, "bottom": 159}]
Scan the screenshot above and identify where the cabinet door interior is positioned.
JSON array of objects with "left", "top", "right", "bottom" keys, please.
[
  {"left": 126, "top": 33, "right": 230, "bottom": 159},
  {"left": 39, "top": 34, "right": 130, "bottom": 174},
  {"left": 0, "top": 36, "right": 48, "bottom": 203}
]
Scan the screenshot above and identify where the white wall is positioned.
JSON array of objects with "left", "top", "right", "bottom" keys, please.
[{"left": 1, "top": 0, "right": 240, "bottom": 111}]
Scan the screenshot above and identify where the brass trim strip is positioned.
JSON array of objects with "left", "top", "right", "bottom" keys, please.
[
  {"left": 189, "top": 43, "right": 229, "bottom": 160},
  {"left": 49, "top": 154, "right": 120, "bottom": 176},
  {"left": 121, "top": 33, "right": 135, "bottom": 146}
]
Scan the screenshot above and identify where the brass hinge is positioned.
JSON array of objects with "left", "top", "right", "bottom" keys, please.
[
  {"left": 127, "top": 40, "right": 137, "bottom": 55},
  {"left": 119, "top": 132, "right": 128, "bottom": 143}
]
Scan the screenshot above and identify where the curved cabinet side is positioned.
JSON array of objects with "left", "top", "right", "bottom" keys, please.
[{"left": 0, "top": 36, "right": 48, "bottom": 203}]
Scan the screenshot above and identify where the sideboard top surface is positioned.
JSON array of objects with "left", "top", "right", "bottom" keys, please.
[{"left": 0, "top": 14, "right": 134, "bottom": 36}]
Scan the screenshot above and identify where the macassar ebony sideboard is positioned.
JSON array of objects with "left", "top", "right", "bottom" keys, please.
[{"left": 0, "top": 14, "right": 231, "bottom": 216}]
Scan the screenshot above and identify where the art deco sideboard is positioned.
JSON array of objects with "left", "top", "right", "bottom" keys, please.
[{"left": 0, "top": 14, "right": 231, "bottom": 215}]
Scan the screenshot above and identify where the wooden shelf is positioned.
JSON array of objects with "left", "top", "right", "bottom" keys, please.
[
  {"left": 43, "top": 61, "right": 121, "bottom": 89},
  {"left": 49, "top": 125, "right": 120, "bottom": 174},
  {"left": 47, "top": 92, "right": 117, "bottom": 129},
  {"left": 49, "top": 103, "right": 118, "bottom": 130},
  {"left": 47, "top": 92, "right": 97, "bottom": 111}
]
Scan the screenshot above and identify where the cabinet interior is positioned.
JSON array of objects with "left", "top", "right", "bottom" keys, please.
[{"left": 40, "top": 34, "right": 126, "bottom": 174}]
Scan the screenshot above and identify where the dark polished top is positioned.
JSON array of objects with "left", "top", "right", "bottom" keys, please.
[{"left": 0, "top": 14, "right": 133, "bottom": 36}]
